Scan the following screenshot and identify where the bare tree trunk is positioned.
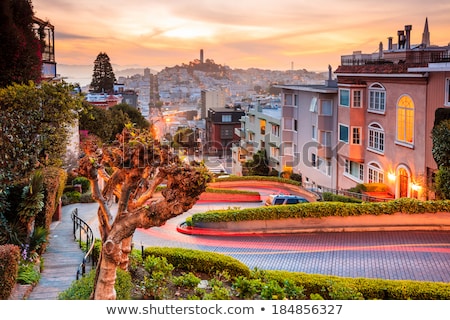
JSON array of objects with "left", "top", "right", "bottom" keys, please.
[{"left": 94, "top": 240, "right": 120, "bottom": 300}]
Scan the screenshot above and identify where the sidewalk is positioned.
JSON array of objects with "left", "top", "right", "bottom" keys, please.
[{"left": 24, "top": 205, "right": 87, "bottom": 300}]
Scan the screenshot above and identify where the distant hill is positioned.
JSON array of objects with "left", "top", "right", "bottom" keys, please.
[{"left": 57, "top": 60, "right": 327, "bottom": 88}]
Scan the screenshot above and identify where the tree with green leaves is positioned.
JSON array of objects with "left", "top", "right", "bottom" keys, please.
[
  {"left": 90, "top": 52, "right": 116, "bottom": 93},
  {"left": 0, "top": 82, "right": 82, "bottom": 204},
  {"left": 243, "top": 150, "right": 270, "bottom": 176},
  {"left": 431, "top": 118, "right": 450, "bottom": 199},
  {"left": 79, "top": 102, "right": 150, "bottom": 143},
  {"left": 0, "top": 0, "right": 43, "bottom": 87}
]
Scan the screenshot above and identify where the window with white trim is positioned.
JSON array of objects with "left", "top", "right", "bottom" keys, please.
[
  {"left": 294, "top": 94, "right": 299, "bottom": 107},
  {"left": 309, "top": 97, "right": 318, "bottom": 112},
  {"left": 396, "top": 95, "right": 414, "bottom": 145},
  {"left": 312, "top": 125, "right": 317, "bottom": 140},
  {"left": 344, "top": 160, "right": 364, "bottom": 181},
  {"left": 339, "top": 124, "right": 349, "bottom": 143},
  {"left": 368, "top": 123, "right": 385, "bottom": 153},
  {"left": 317, "top": 157, "right": 331, "bottom": 176},
  {"left": 320, "top": 100, "right": 332, "bottom": 115},
  {"left": 339, "top": 89, "right": 350, "bottom": 107},
  {"left": 271, "top": 124, "right": 280, "bottom": 137},
  {"left": 284, "top": 93, "right": 293, "bottom": 106},
  {"left": 353, "top": 90, "right": 362, "bottom": 108},
  {"left": 352, "top": 127, "right": 361, "bottom": 145},
  {"left": 368, "top": 83, "right": 386, "bottom": 113},
  {"left": 284, "top": 118, "right": 293, "bottom": 130},
  {"left": 368, "top": 162, "right": 384, "bottom": 183},
  {"left": 270, "top": 146, "right": 280, "bottom": 158},
  {"left": 222, "top": 114, "right": 232, "bottom": 122},
  {"left": 320, "top": 131, "right": 331, "bottom": 146}
]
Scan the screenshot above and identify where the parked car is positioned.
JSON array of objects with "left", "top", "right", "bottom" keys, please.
[{"left": 265, "top": 194, "right": 309, "bottom": 206}]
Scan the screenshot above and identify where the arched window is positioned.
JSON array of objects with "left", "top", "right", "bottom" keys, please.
[
  {"left": 368, "top": 122, "right": 385, "bottom": 154},
  {"left": 396, "top": 95, "right": 414, "bottom": 145},
  {"left": 368, "top": 162, "right": 384, "bottom": 183},
  {"left": 368, "top": 83, "right": 386, "bottom": 113}
]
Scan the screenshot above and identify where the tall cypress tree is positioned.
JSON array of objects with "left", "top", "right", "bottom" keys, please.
[
  {"left": 0, "top": 0, "right": 42, "bottom": 87},
  {"left": 90, "top": 52, "right": 116, "bottom": 93}
]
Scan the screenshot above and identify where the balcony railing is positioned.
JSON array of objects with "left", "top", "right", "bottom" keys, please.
[{"left": 341, "top": 52, "right": 450, "bottom": 67}]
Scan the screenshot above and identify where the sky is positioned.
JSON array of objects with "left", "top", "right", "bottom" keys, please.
[{"left": 33, "top": 0, "right": 450, "bottom": 75}]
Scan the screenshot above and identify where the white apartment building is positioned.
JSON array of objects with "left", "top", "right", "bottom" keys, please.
[
  {"left": 232, "top": 96, "right": 282, "bottom": 176},
  {"left": 276, "top": 71, "right": 339, "bottom": 190}
]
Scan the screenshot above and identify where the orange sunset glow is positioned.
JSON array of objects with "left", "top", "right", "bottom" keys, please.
[{"left": 33, "top": 0, "right": 450, "bottom": 73}]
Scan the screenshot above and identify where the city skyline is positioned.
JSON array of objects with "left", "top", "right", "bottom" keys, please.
[{"left": 33, "top": 0, "right": 450, "bottom": 74}]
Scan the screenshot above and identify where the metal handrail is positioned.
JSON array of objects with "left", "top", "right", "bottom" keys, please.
[{"left": 71, "top": 208, "right": 96, "bottom": 279}]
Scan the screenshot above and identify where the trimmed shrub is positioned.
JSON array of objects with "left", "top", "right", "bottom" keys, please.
[
  {"left": 190, "top": 198, "right": 450, "bottom": 225},
  {"left": 322, "top": 192, "right": 363, "bottom": 203},
  {"left": 0, "top": 244, "right": 20, "bottom": 299},
  {"left": 72, "top": 177, "right": 91, "bottom": 193},
  {"left": 264, "top": 270, "right": 450, "bottom": 300},
  {"left": 144, "top": 247, "right": 251, "bottom": 278}
]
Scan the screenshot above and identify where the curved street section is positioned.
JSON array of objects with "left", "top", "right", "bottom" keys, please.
[{"left": 71, "top": 181, "right": 450, "bottom": 283}]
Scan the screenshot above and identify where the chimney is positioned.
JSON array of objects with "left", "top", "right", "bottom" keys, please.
[
  {"left": 405, "top": 25, "right": 412, "bottom": 49},
  {"left": 398, "top": 30, "right": 405, "bottom": 49},
  {"left": 200, "top": 49, "right": 204, "bottom": 63},
  {"left": 388, "top": 37, "right": 393, "bottom": 51},
  {"left": 378, "top": 41, "right": 383, "bottom": 59}
]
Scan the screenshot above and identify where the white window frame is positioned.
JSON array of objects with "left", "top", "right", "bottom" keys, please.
[
  {"left": 339, "top": 89, "right": 350, "bottom": 107},
  {"left": 396, "top": 94, "right": 414, "bottom": 147},
  {"left": 283, "top": 118, "right": 293, "bottom": 130},
  {"left": 284, "top": 93, "right": 293, "bottom": 106},
  {"left": 320, "top": 131, "right": 331, "bottom": 146},
  {"left": 344, "top": 159, "right": 364, "bottom": 183},
  {"left": 353, "top": 90, "right": 362, "bottom": 108},
  {"left": 351, "top": 126, "right": 361, "bottom": 145},
  {"left": 368, "top": 162, "right": 385, "bottom": 183},
  {"left": 368, "top": 83, "right": 386, "bottom": 113},
  {"left": 309, "top": 97, "right": 318, "bottom": 112},
  {"left": 312, "top": 125, "right": 317, "bottom": 140},
  {"left": 320, "top": 100, "right": 333, "bottom": 115},
  {"left": 271, "top": 124, "right": 280, "bottom": 137},
  {"left": 294, "top": 94, "right": 299, "bottom": 107},
  {"left": 368, "top": 123, "right": 385, "bottom": 154},
  {"left": 222, "top": 114, "right": 232, "bottom": 122},
  {"left": 339, "top": 123, "right": 349, "bottom": 143}
]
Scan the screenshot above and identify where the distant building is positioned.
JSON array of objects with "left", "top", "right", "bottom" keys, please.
[
  {"left": 200, "top": 89, "right": 226, "bottom": 119},
  {"left": 33, "top": 16, "right": 56, "bottom": 80},
  {"left": 231, "top": 96, "right": 283, "bottom": 176},
  {"left": 85, "top": 93, "right": 123, "bottom": 109},
  {"left": 205, "top": 107, "right": 245, "bottom": 156},
  {"left": 277, "top": 66, "right": 339, "bottom": 190}
]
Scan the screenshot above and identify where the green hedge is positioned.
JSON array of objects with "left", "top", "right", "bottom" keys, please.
[
  {"left": 213, "top": 175, "right": 301, "bottom": 186},
  {"left": 0, "top": 244, "right": 20, "bottom": 299},
  {"left": 265, "top": 270, "right": 450, "bottom": 300},
  {"left": 190, "top": 198, "right": 450, "bottom": 224},
  {"left": 144, "top": 247, "right": 251, "bottom": 278},
  {"left": 205, "top": 188, "right": 260, "bottom": 196},
  {"left": 322, "top": 192, "right": 363, "bottom": 203}
]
